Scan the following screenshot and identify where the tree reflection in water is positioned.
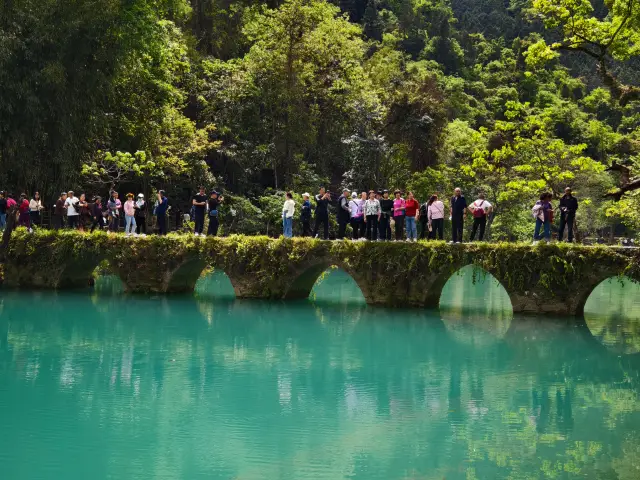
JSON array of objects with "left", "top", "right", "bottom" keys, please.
[
  {"left": 584, "top": 276, "right": 640, "bottom": 355},
  {"left": 1, "top": 280, "right": 640, "bottom": 478}
]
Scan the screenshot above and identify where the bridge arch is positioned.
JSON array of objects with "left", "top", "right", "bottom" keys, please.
[
  {"left": 59, "top": 254, "right": 130, "bottom": 291},
  {"left": 194, "top": 268, "right": 237, "bottom": 300},
  {"left": 166, "top": 257, "right": 241, "bottom": 298},
  {"left": 439, "top": 264, "right": 513, "bottom": 314},
  {"left": 284, "top": 261, "right": 372, "bottom": 304},
  {"left": 439, "top": 265, "right": 514, "bottom": 345},
  {"left": 90, "top": 260, "right": 126, "bottom": 294}
]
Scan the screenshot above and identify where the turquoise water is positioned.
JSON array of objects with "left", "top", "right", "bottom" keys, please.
[{"left": 1, "top": 268, "right": 640, "bottom": 479}]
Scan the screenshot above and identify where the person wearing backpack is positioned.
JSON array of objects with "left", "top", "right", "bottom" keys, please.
[
  {"left": 532, "top": 192, "right": 553, "bottom": 244},
  {"left": 336, "top": 188, "right": 351, "bottom": 239},
  {"left": 469, "top": 193, "right": 492, "bottom": 241},
  {"left": 419, "top": 199, "right": 430, "bottom": 239}
]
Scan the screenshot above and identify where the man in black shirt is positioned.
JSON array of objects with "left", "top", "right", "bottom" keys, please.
[
  {"left": 379, "top": 190, "right": 393, "bottom": 241},
  {"left": 207, "top": 190, "right": 224, "bottom": 236},
  {"left": 313, "top": 187, "right": 331, "bottom": 240},
  {"left": 336, "top": 188, "right": 351, "bottom": 239},
  {"left": 0, "top": 191, "right": 7, "bottom": 230},
  {"left": 558, "top": 187, "right": 578, "bottom": 242},
  {"left": 192, "top": 186, "right": 208, "bottom": 236},
  {"left": 450, "top": 187, "right": 468, "bottom": 243},
  {"left": 54, "top": 192, "right": 67, "bottom": 230}
]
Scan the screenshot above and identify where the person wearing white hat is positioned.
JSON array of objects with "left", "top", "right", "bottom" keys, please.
[
  {"left": 135, "top": 193, "right": 147, "bottom": 235},
  {"left": 300, "top": 193, "right": 312, "bottom": 237}
]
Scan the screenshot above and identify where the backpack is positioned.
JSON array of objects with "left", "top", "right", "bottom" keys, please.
[
  {"left": 419, "top": 202, "right": 428, "bottom": 218},
  {"left": 531, "top": 202, "right": 543, "bottom": 220},
  {"left": 472, "top": 200, "right": 486, "bottom": 218}
]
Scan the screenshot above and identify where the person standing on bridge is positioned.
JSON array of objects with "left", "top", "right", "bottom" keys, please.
[
  {"left": 282, "top": 192, "right": 295, "bottom": 238},
  {"left": 427, "top": 194, "right": 445, "bottom": 240},
  {"left": 107, "top": 191, "right": 121, "bottom": 232},
  {"left": 18, "top": 193, "right": 31, "bottom": 230},
  {"left": 469, "top": 193, "right": 492, "bottom": 242},
  {"left": 532, "top": 192, "right": 553, "bottom": 244},
  {"left": 393, "top": 190, "right": 405, "bottom": 241},
  {"left": 124, "top": 193, "right": 137, "bottom": 236},
  {"left": 313, "top": 187, "right": 330, "bottom": 240},
  {"left": 349, "top": 192, "right": 363, "bottom": 240},
  {"left": 135, "top": 194, "right": 147, "bottom": 235},
  {"left": 192, "top": 186, "right": 207, "bottom": 236},
  {"left": 300, "top": 193, "right": 312, "bottom": 237},
  {"left": 558, "top": 187, "right": 578, "bottom": 243},
  {"left": 90, "top": 196, "right": 104, "bottom": 232},
  {"left": 0, "top": 191, "right": 7, "bottom": 230},
  {"left": 450, "top": 188, "right": 468, "bottom": 243},
  {"left": 29, "top": 191, "right": 43, "bottom": 228},
  {"left": 207, "top": 190, "right": 223, "bottom": 236},
  {"left": 155, "top": 190, "right": 169, "bottom": 235},
  {"left": 53, "top": 192, "right": 66, "bottom": 230},
  {"left": 404, "top": 191, "right": 420, "bottom": 242},
  {"left": 363, "top": 190, "right": 381, "bottom": 241},
  {"left": 65, "top": 191, "right": 80, "bottom": 229},
  {"left": 336, "top": 188, "right": 351, "bottom": 239},
  {"left": 379, "top": 190, "right": 393, "bottom": 241}
]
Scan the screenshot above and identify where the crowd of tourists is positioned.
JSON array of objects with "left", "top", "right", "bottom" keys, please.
[
  {"left": 0, "top": 185, "right": 579, "bottom": 243},
  {"left": 0, "top": 189, "right": 174, "bottom": 236},
  {"left": 283, "top": 186, "right": 578, "bottom": 243}
]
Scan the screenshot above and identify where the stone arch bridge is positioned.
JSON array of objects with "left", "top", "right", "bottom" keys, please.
[{"left": 4, "top": 230, "right": 640, "bottom": 316}]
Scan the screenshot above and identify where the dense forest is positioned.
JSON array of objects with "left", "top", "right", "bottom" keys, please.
[{"left": 1, "top": 0, "right": 639, "bottom": 239}]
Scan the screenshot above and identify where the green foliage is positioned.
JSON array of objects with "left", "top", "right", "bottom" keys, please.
[{"left": 2, "top": 0, "right": 640, "bottom": 241}]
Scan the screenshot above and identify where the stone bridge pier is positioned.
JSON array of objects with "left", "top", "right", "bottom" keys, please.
[{"left": 3, "top": 231, "right": 639, "bottom": 316}]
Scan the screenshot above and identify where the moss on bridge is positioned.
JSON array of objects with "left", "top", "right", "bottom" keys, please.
[{"left": 4, "top": 228, "right": 640, "bottom": 315}]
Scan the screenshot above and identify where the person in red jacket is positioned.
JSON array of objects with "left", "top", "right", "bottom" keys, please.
[
  {"left": 18, "top": 193, "right": 31, "bottom": 230},
  {"left": 404, "top": 191, "right": 420, "bottom": 241}
]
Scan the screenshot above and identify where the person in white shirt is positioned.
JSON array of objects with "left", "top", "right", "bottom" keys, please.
[
  {"left": 427, "top": 194, "right": 445, "bottom": 240},
  {"left": 349, "top": 192, "right": 364, "bottom": 240},
  {"left": 363, "top": 190, "right": 381, "bottom": 241},
  {"left": 282, "top": 192, "right": 295, "bottom": 238},
  {"left": 65, "top": 190, "right": 80, "bottom": 229},
  {"left": 469, "top": 193, "right": 492, "bottom": 241},
  {"left": 29, "top": 191, "right": 44, "bottom": 227}
]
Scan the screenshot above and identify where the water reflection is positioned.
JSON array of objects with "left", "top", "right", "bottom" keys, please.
[
  {"left": 194, "top": 268, "right": 236, "bottom": 300},
  {"left": 439, "top": 265, "right": 513, "bottom": 345},
  {"left": 584, "top": 276, "right": 640, "bottom": 355},
  {"left": 310, "top": 267, "right": 366, "bottom": 305},
  {"left": 93, "top": 274, "right": 125, "bottom": 295},
  {"left": 1, "top": 285, "right": 640, "bottom": 478}
]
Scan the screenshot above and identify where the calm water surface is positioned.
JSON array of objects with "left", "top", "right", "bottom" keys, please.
[{"left": 1, "top": 268, "right": 640, "bottom": 479}]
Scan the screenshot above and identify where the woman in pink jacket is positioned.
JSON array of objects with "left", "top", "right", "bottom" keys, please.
[{"left": 124, "top": 193, "right": 137, "bottom": 236}]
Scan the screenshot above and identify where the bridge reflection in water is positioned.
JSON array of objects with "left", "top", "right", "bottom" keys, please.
[{"left": 91, "top": 263, "right": 640, "bottom": 355}]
